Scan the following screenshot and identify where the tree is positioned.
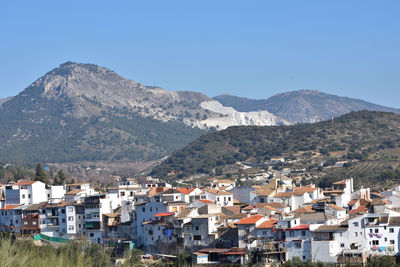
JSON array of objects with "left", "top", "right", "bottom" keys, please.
[
  {"left": 53, "top": 169, "right": 67, "bottom": 185},
  {"left": 35, "top": 163, "right": 49, "bottom": 185}
]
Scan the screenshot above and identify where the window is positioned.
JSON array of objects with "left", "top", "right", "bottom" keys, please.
[
  {"left": 194, "top": 235, "right": 201, "bottom": 241},
  {"left": 385, "top": 238, "right": 387, "bottom": 242},
  {"left": 24, "top": 221, "right": 28, "bottom": 225},
  {"left": 68, "top": 216, "right": 74, "bottom": 221},
  {"left": 67, "top": 207, "right": 73, "bottom": 212},
  {"left": 15, "top": 220, "right": 18, "bottom": 224},
  {"left": 90, "top": 233, "right": 94, "bottom": 237},
  {"left": 295, "top": 242, "right": 301, "bottom": 249},
  {"left": 354, "top": 232, "right": 358, "bottom": 237},
  {"left": 228, "top": 197, "right": 231, "bottom": 201},
  {"left": 370, "top": 229, "right": 373, "bottom": 233},
  {"left": 48, "top": 194, "right": 50, "bottom": 198},
  {"left": 390, "top": 240, "right": 395, "bottom": 245},
  {"left": 28, "top": 194, "right": 31, "bottom": 198},
  {"left": 32, "top": 221, "right": 37, "bottom": 225},
  {"left": 372, "top": 240, "right": 379, "bottom": 245},
  {"left": 120, "top": 192, "right": 125, "bottom": 197},
  {"left": 353, "top": 222, "right": 359, "bottom": 227},
  {"left": 384, "top": 226, "right": 387, "bottom": 230},
  {"left": 150, "top": 207, "right": 152, "bottom": 212},
  {"left": 289, "top": 231, "right": 294, "bottom": 237},
  {"left": 301, "top": 231, "right": 306, "bottom": 236},
  {"left": 196, "top": 226, "right": 199, "bottom": 231},
  {"left": 61, "top": 209, "right": 65, "bottom": 214},
  {"left": 142, "top": 207, "right": 145, "bottom": 212},
  {"left": 375, "top": 229, "right": 379, "bottom": 233},
  {"left": 340, "top": 243, "right": 345, "bottom": 248},
  {"left": 22, "top": 194, "right": 25, "bottom": 199},
  {"left": 68, "top": 226, "right": 74, "bottom": 231},
  {"left": 390, "top": 228, "right": 394, "bottom": 233},
  {"left": 62, "top": 218, "right": 65, "bottom": 223}
]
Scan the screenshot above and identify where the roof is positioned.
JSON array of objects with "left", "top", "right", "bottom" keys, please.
[
  {"left": 333, "top": 180, "right": 346, "bottom": 185},
  {"left": 65, "top": 189, "right": 84, "bottom": 195},
  {"left": 287, "top": 224, "right": 310, "bottom": 230},
  {"left": 293, "top": 206, "right": 315, "bottom": 214},
  {"left": 242, "top": 205, "right": 254, "bottom": 211},
  {"left": 298, "top": 212, "right": 328, "bottom": 222},
  {"left": 14, "top": 180, "right": 37, "bottom": 186},
  {"left": 217, "top": 179, "right": 235, "bottom": 184},
  {"left": 199, "top": 199, "right": 214, "bottom": 204},
  {"left": 103, "top": 212, "right": 121, "bottom": 218},
  {"left": 154, "top": 212, "right": 175, "bottom": 217},
  {"left": 222, "top": 252, "right": 245, "bottom": 255},
  {"left": 223, "top": 206, "right": 241, "bottom": 214},
  {"left": 253, "top": 188, "right": 274, "bottom": 197},
  {"left": 206, "top": 189, "right": 232, "bottom": 196},
  {"left": 236, "top": 214, "right": 264, "bottom": 225},
  {"left": 314, "top": 225, "right": 348, "bottom": 232},
  {"left": 1, "top": 204, "right": 22, "bottom": 210},
  {"left": 176, "top": 188, "right": 195, "bottom": 195},
  {"left": 371, "top": 199, "right": 391, "bottom": 205},
  {"left": 274, "top": 192, "right": 295, "bottom": 198},
  {"left": 256, "top": 218, "right": 277, "bottom": 229},
  {"left": 348, "top": 199, "right": 358, "bottom": 206},
  {"left": 389, "top": 217, "right": 400, "bottom": 226},
  {"left": 294, "top": 186, "right": 318, "bottom": 194},
  {"left": 349, "top": 205, "right": 368, "bottom": 215},
  {"left": 327, "top": 204, "right": 346, "bottom": 211},
  {"left": 198, "top": 248, "right": 230, "bottom": 253},
  {"left": 264, "top": 202, "right": 286, "bottom": 209},
  {"left": 24, "top": 202, "right": 48, "bottom": 211}
]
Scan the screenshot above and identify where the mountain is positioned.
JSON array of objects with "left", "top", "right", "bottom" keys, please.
[
  {"left": 150, "top": 111, "right": 400, "bottom": 184},
  {"left": 214, "top": 90, "right": 400, "bottom": 123},
  {"left": 0, "top": 97, "right": 12, "bottom": 107},
  {"left": 0, "top": 62, "right": 210, "bottom": 163}
]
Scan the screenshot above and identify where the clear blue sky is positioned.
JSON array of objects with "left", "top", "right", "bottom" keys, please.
[{"left": 1, "top": 1, "right": 399, "bottom": 107}]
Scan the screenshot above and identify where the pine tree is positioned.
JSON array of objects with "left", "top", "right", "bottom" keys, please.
[
  {"left": 35, "top": 163, "right": 49, "bottom": 185},
  {"left": 54, "top": 169, "right": 67, "bottom": 185}
]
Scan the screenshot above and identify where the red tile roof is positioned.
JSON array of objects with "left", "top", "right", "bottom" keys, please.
[
  {"left": 154, "top": 212, "right": 174, "bottom": 217},
  {"left": 177, "top": 188, "right": 195, "bottom": 195},
  {"left": 287, "top": 224, "right": 310, "bottom": 230},
  {"left": 236, "top": 214, "right": 264, "bottom": 225},
  {"left": 294, "top": 186, "right": 318, "bottom": 194},
  {"left": 199, "top": 199, "right": 214, "bottom": 204},
  {"left": 1, "top": 204, "right": 22, "bottom": 210},
  {"left": 349, "top": 205, "right": 368, "bottom": 215},
  {"left": 14, "top": 180, "right": 37, "bottom": 186},
  {"left": 256, "top": 218, "right": 277, "bottom": 229}
]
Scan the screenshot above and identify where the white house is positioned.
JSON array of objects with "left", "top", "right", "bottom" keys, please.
[{"left": 6, "top": 180, "right": 47, "bottom": 205}]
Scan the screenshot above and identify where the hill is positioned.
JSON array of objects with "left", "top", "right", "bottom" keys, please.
[
  {"left": 214, "top": 90, "right": 400, "bottom": 123},
  {"left": 150, "top": 111, "right": 400, "bottom": 187},
  {"left": 0, "top": 62, "right": 208, "bottom": 163}
]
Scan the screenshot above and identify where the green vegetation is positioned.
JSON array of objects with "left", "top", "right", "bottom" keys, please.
[
  {"left": 152, "top": 111, "right": 400, "bottom": 188},
  {"left": 0, "top": 238, "right": 112, "bottom": 267},
  {"left": 0, "top": 94, "right": 205, "bottom": 163}
]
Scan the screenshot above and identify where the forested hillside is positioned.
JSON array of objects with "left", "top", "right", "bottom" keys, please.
[{"left": 151, "top": 111, "right": 400, "bottom": 185}]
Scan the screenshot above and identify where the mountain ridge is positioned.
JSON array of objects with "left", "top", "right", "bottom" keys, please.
[{"left": 214, "top": 90, "right": 400, "bottom": 123}]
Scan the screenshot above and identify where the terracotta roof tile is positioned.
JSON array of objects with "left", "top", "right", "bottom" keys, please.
[
  {"left": 65, "top": 189, "right": 84, "bottom": 195},
  {"left": 14, "top": 180, "right": 37, "bottom": 186},
  {"left": 327, "top": 204, "right": 345, "bottom": 211},
  {"left": 176, "top": 188, "right": 196, "bottom": 195},
  {"left": 256, "top": 218, "right": 277, "bottom": 229},
  {"left": 1, "top": 204, "right": 22, "bottom": 210},
  {"left": 199, "top": 199, "right": 214, "bottom": 204},
  {"left": 294, "top": 186, "right": 318, "bottom": 194},
  {"left": 236, "top": 214, "right": 264, "bottom": 225},
  {"left": 287, "top": 224, "right": 310, "bottom": 230}
]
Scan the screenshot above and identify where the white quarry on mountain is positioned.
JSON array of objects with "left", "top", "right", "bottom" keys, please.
[{"left": 193, "top": 101, "right": 291, "bottom": 130}]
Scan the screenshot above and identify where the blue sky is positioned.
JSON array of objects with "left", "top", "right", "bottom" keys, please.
[{"left": 1, "top": 1, "right": 399, "bottom": 107}]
